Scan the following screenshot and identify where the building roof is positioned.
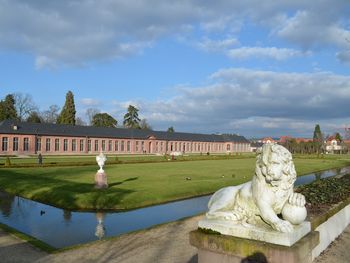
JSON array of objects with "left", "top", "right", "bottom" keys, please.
[
  {"left": 250, "top": 142, "right": 264, "bottom": 148},
  {"left": 0, "top": 119, "right": 250, "bottom": 143}
]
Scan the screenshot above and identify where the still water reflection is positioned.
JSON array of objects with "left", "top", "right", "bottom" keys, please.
[{"left": 0, "top": 166, "right": 349, "bottom": 248}]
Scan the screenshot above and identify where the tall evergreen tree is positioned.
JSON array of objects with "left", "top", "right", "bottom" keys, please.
[
  {"left": 313, "top": 124, "right": 324, "bottom": 154},
  {"left": 123, "top": 105, "right": 140, "bottom": 128},
  {"left": 57, "top": 91, "right": 76, "bottom": 125},
  {"left": 313, "top": 124, "right": 322, "bottom": 141},
  {"left": 0, "top": 94, "right": 18, "bottom": 121}
]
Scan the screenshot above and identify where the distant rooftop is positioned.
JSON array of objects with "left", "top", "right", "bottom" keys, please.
[{"left": 0, "top": 119, "right": 249, "bottom": 143}]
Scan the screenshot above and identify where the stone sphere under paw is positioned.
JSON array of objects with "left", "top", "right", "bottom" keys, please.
[{"left": 281, "top": 203, "right": 307, "bottom": 225}]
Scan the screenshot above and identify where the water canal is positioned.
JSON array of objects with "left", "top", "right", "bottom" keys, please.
[{"left": 0, "top": 166, "right": 349, "bottom": 248}]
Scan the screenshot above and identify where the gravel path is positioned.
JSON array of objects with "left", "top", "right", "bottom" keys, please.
[{"left": 0, "top": 216, "right": 348, "bottom": 263}]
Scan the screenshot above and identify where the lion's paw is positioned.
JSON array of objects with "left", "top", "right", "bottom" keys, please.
[
  {"left": 288, "top": 192, "right": 306, "bottom": 207},
  {"left": 272, "top": 220, "right": 293, "bottom": 233}
]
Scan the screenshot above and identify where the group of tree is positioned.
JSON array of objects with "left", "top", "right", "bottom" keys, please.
[
  {"left": 281, "top": 124, "right": 348, "bottom": 155},
  {"left": 281, "top": 124, "right": 325, "bottom": 154},
  {"left": 0, "top": 91, "right": 178, "bottom": 132},
  {"left": 0, "top": 91, "right": 76, "bottom": 125}
]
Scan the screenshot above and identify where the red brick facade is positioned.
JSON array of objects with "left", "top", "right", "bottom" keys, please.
[{"left": 0, "top": 133, "right": 250, "bottom": 156}]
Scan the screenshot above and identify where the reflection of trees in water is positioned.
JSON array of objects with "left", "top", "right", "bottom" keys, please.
[
  {"left": 63, "top": 210, "right": 72, "bottom": 222},
  {"left": 95, "top": 212, "right": 106, "bottom": 240},
  {"left": 314, "top": 172, "right": 322, "bottom": 181},
  {"left": 0, "top": 191, "right": 15, "bottom": 217}
]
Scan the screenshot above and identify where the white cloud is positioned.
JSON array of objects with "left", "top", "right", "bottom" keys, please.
[
  {"left": 91, "top": 68, "right": 350, "bottom": 137},
  {"left": 227, "top": 46, "right": 307, "bottom": 60},
  {"left": 196, "top": 37, "right": 239, "bottom": 52},
  {"left": 1, "top": 0, "right": 349, "bottom": 67},
  {"left": 80, "top": 98, "right": 101, "bottom": 107},
  {"left": 277, "top": 10, "right": 350, "bottom": 49}
]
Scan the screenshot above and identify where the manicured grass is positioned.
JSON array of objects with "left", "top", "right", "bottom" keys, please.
[
  {"left": 0, "top": 153, "right": 255, "bottom": 167},
  {"left": 0, "top": 155, "right": 349, "bottom": 210}
]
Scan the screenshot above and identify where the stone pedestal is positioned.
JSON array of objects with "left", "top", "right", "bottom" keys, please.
[
  {"left": 190, "top": 229, "right": 319, "bottom": 263},
  {"left": 95, "top": 172, "right": 108, "bottom": 189},
  {"left": 198, "top": 218, "right": 311, "bottom": 246}
]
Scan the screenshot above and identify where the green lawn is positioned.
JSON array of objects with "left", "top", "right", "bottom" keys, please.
[
  {"left": 0, "top": 153, "right": 255, "bottom": 166},
  {"left": 0, "top": 155, "right": 349, "bottom": 211}
]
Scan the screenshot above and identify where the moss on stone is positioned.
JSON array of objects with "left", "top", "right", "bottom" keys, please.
[{"left": 198, "top": 227, "right": 221, "bottom": 235}]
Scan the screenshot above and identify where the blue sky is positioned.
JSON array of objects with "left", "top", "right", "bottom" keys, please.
[{"left": 0, "top": 0, "right": 350, "bottom": 138}]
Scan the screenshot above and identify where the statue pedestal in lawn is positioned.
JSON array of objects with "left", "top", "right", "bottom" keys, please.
[
  {"left": 198, "top": 143, "right": 310, "bottom": 246},
  {"left": 95, "top": 152, "right": 108, "bottom": 189}
]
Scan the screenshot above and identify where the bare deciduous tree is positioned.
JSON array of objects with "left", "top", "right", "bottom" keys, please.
[
  {"left": 14, "top": 93, "right": 38, "bottom": 121},
  {"left": 86, "top": 108, "right": 100, "bottom": 125},
  {"left": 42, "top": 104, "right": 60, "bottom": 123}
]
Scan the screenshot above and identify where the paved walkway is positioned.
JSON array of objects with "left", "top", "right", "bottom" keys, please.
[{"left": 0, "top": 215, "right": 349, "bottom": 263}]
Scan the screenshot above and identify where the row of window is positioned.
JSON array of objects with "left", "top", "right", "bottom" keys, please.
[
  {"left": 1, "top": 137, "right": 140, "bottom": 153},
  {"left": 2, "top": 137, "right": 30, "bottom": 152},
  {"left": 1, "top": 136, "right": 249, "bottom": 153}
]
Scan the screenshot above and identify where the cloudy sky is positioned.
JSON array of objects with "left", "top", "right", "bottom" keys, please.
[{"left": 1, "top": 0, "right": 350, "bottom": 138}]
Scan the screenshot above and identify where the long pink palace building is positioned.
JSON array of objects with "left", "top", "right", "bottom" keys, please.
[{"left": 0, "top": 119, "right": 250, "bottom": 155}]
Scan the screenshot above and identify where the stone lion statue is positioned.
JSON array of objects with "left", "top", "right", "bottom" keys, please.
[{"left": 206, "top": 143, "right": 306, "bottom": 233}]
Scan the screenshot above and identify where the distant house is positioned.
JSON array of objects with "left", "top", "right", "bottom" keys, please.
[
  {"left": 0, "top": 120, "right": 251, "bottom": 156},
  {"left": 261, "top": 137, "right": 275, "bottom": 144},
  {"left": 325, "top": 137, "right": 347, "bottom": 154}
]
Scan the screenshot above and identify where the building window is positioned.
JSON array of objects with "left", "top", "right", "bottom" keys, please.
[
  {"left": 136, "top": 141, "right": 139, "bottom": 152},
  {"left": 80, "top": 139, "right": 84, "bottom": 152},
  {"left": 227, "top": 144, "right": 230, "bottom": 151},
  {"left": 72, "top": 139, "right": 76, "bottom": 151},
  {"left": 156, "top": 142, "right": 159, "bottom": 152},
  {"left": 2, "top": 137, "right": 8, "bottom": 151},
  {"left": 88, "top": 140, "right": 92, "bottom": 152},
  {"left": 23, "top": 138, "right": 29, "bottom": 151},
  {"left": 94, "top": 140, "right": 99, "bottom": 152},
  {"left": 115, "top": 140, "right": 119, "bottom": 151},
  {"left": 108, "top": 140, "right": 112, "bottom": 151},
  {"left": 161, "top": 142, "right": 163, "bottom": 152},
  {"left": 13, "top": 137, "right": 19, "bottom": 151},
  {"left": 121, "top": 141, "right": 125, "bottom": 151},
  {"left": 55, "top": 139, "right": 60, "bottom": 151},
  {"left": 141, "top": 141, "right": 144, "bottom": 152},
  {"left": 64, "top": 139, "right": 68, "bottom": 151},
  {"left": 46, "top": 138, "right": 51, "bottom": 152},
  {"left": 102, "top": 140, "right": 106, "bottom": 151},
  {"left": 170, "top": 143, "right": 173, "bottom": 151},
  {"left": 35, "top": 138, "right": 41, "bottom": 152},
  {"left": 127, "top": 141, "right": 131, "bottom": 152}
]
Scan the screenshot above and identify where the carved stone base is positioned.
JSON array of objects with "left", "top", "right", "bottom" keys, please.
[
  {"left": 198, "top": 217, "right": 311, "bottom": 246},
  {"left": 190, "top": 229, "right": 319, "bottom": 263},
  {"left": 95, "top": 172, "right": 108, "bottom": 189}
]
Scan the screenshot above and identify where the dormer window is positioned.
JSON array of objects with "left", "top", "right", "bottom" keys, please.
[{"left": 13, "top": 125, "right": 18, "bottom": 130}]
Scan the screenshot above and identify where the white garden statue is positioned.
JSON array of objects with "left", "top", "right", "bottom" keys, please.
[
  {"left": 95, "top": 151, "right": 108, "bottom": 189},
  {"left": 200, "top": 143, "right": 309, "bottom": 245},
  {"left": 96, "top": 151, "right": 107, "bottom": 173}
]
